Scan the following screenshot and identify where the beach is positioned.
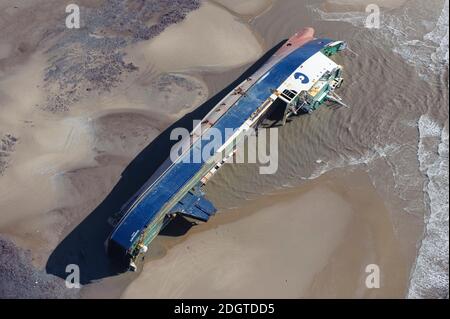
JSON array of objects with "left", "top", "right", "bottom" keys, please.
[
  {"left": 0, "top": 0, "right": 448, "bottom": 298},
  {"left": 123, "top": 169, "right": 410, "bottom": 298}
]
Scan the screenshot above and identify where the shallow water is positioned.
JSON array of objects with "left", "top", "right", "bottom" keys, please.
[{"left": 204, "top": 0, "right": 449, "bottom": 298}]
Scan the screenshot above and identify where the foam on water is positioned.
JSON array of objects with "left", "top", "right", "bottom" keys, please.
[
  {"left": 417, "top": 114, "right": 444, "bottom": 137},
  {"left": 407, "top": 115, "right": 449, "bottom": 298},
  {"left": 311, "top": 0, "right": 449, "bottom": 79},
  {"left": 424, "top": 0, "right": 450, "bottom": 68},
  {"left": 304, "top": 143, "right": 401, "bottom": 180}
]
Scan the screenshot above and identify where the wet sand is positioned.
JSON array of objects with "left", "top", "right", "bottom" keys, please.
[
  {"left": 213, "top": 0, "right": 273, "bottom": 17},
  {"left": 125, "top": 1, "right": 263, "bottom": 72},
  {"left": 123, "top": 169, "right": 409, "bottom": 298}
]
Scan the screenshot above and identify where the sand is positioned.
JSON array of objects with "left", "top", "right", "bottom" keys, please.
[
  {"left": 213, "top": 0, "right": 273, "bottom": 17},
  {"left": 122, "top": 170, "right": 409, "bottom": 298},
  {"left": 125, "top": 1, "right": 263, "bottom": 73},
  {"left": 0, "top": 0, "right": 214, "bottom": 296}
]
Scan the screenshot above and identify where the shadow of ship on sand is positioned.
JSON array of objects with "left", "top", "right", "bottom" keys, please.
[{"left": 46, "top": 41, "right": 287, "bottom": 284}]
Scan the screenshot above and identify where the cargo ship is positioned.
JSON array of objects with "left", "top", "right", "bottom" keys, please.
[{"left": 107, "top": 28, "right": 347, "bottom": 271}]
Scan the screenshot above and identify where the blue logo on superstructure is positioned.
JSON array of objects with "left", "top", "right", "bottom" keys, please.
[{"left": 294, "top": 72, "right": 309, "bottom": 84}]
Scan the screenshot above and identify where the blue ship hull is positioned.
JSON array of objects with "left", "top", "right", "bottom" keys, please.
[{"left": 108, "top": 30, "right": 346, "bottom": 270}]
